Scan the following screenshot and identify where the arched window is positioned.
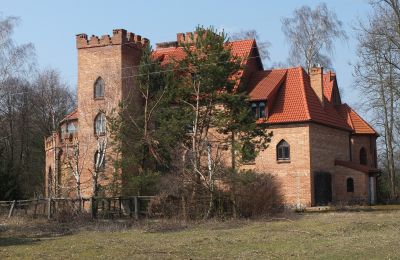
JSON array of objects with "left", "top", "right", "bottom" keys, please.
[
  {"left": 360, "top": 147, "right": 367, "bottom": 165},
  {"left": 94, "top": 77, "right": 105, "bottom": 99},
  {"left": 347, "top": 177, "right": 354, "bottom": 192},
  {"left": 277, "top": 140, "right": 290, "bottom": 161},
  {"left": 94, "top": 151, "right": 105, "bottom": 171},
  {"left": 242, "top": 141, "right": 256, "bottom": 163},
  {"left": 94, "top": 113, "right": 106, "bottom": 135}
]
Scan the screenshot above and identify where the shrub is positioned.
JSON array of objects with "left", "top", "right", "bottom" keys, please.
[{"left": 227, "top": 170, "right": 283, "bottom": 217}]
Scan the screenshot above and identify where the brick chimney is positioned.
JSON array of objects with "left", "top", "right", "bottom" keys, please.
[{"left": 309, "top": 66, "right": 324, "bottom": 107}]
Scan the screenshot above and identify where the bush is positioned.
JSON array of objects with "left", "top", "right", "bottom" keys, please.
[{"left": 228, "top": 170, "right": 283, "bottom": 217}]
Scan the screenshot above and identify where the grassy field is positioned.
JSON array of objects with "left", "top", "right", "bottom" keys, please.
[{"left": 1, "top": 210, "right": 400, "bottom": 259}]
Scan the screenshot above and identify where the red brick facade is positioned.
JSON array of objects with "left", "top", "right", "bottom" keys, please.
[{"left": 45, "top": 29, "right": 380, "bottom": 207}]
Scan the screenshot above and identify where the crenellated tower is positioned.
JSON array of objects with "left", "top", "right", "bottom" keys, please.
[{"left": 75, "top": 29, "right": 148, "bottom": 197}]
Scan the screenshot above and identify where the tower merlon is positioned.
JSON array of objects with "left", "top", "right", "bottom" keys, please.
[{"left": 76, "top": 29, "right": 148, "bottom": 49}]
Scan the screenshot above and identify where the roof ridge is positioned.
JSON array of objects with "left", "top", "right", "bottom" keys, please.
[{"left": 342, "top": 103, "right": 355, "bottom": 130}]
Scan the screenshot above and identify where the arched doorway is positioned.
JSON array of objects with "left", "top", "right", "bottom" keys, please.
[{"left": 314, "top": 172, "right": 332, "bottom": 206}]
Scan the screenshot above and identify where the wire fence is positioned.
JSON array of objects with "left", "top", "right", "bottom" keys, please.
[{"left": 0, "top": 196, "right": 155, "bottom": 220}]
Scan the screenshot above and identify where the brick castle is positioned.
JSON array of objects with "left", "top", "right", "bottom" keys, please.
[{"left": 45, "top": 29, "right": 380, "bottom": 207}]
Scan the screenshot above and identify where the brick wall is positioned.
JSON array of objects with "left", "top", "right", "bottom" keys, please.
[
  {"left": 75, "top": 30, "right": 143, "bottom": 197},
  {"left": 250, "top": 123, "right": 312, "bottom": 207}
]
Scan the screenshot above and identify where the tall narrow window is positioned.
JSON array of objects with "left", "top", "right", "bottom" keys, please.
[
  {"left": 251, "top": 103, "right": 257, "bottom": 118},
  {"left": 259, "top": 102, "right": 266, "bottom": 118},
  {"left": 347, "top": 177, "right": 354, "bottom": 192},
  {"left": 277, "top": 140, "right": 290, "bottom": 161},
  {"left": 360, "top": 147, "right": 367, "bottom": 165},
  {"left": 94, "top": 77, "right": 104, "bottom": 99},
  {"left": 94, "top": 113, "right": 106, "bottom": 135}
]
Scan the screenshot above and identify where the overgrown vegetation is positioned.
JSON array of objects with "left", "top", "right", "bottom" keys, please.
[{"left": 0, "top": 16, "right": 75, "bottom": 200}]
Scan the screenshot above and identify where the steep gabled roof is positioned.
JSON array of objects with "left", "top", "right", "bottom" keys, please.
[
  {"left": 251, "top": 67, "right": 377, "bottom": 134},
  {"left": 255, "top": 67, "right": 351, "bottom": 131},
  {"left": 335, "top": 104, "right": 377, "bottom": 135},
  {"left": 248, "top": 69, "right": 286, "bottom": 101}
]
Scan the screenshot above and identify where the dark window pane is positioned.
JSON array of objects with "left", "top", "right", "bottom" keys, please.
[
  {"left": 259, "top": 102, "right": 266, "bottom": 118},
  {"left": 347, "top": 178, "right": 354, "bottom": 192},
  {"left": 277, "top": 140, "right": 290, "bottom": 160}
]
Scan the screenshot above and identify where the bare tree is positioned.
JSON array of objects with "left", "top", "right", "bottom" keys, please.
[
  {"left": 65, "top": 138, "right": 88, "bottom": 208},
  {"left": 281, "top": 3, "right": 347, "bottom": 70},
  {"left": 33, "top": 68, "right": 75, "bottom": 136},
  {"left": 230, "top": 30, "right": 270, "bottom": 61},
  {"left": 91, "top": 136, "right": 107, "bottom": 197},
  {"left": 354, "top": 5, "right": 399, "bottom": 199}
]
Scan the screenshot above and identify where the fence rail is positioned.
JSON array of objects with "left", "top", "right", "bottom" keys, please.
[{"left": 0, "top": 196, "right": 155, "bottom": 220}]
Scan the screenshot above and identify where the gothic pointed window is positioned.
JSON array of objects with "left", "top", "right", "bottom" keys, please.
[
  {"left": 277, "top": 139, "right": 290, "bottom": 161},
  {"left": 360, "top": 147, "right": 367, "bottom": 165},
  {"left": 94, "top": 77, "right": 104, "bottom": 99},
  {"left": 94, "top": 112, "right": 106, "bottom": 135}
]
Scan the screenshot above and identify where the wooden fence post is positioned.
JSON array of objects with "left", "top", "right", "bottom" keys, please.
[
  {"left": 129, "top": 198, "right": 133, "bottom": 218},
  {"left": 119, "top": 196, "right": 122, "bottom": 217},
  {"left": 91, "top": 197, "right": 97, "bottom": 219},
  {"left": 134, "top": 196, "right": 139, "bottom": 220},
  {"left": 8, "top": 200, "right": 16, "bottom": 218},
  {"left": 33, "top": 199, "right": 39, "bottom": 218},
  {"left": 47, "top": 198, "right": 52, "bottom": 220}
]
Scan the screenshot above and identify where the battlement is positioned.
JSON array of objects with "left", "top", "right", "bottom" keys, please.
[
  {"left": 176, "top": 32, "right": 199, "bottom": 44},
  {"left": 76, "top": 29, "right": 149, "bottom": 49},
  {"left": 175, "top": 30, "right": 219, "bottom": 45}
]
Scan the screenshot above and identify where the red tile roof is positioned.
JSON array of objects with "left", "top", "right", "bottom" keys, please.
[
  {"left": 154, "top": 36, "right": 376, "bottom": 135},
  {"left": 154, "top": 39, "right": 256, "bottom": 66},
  {"left": 251, "top": 67, "right": 377, "bottom": 135},
  {"left": 248, "top": 69, "right": 287, "bottom": 101},
  {"left": 60, "top": 109, "right": 78, "bottom": 123},
  {"left": 335, "top": 104, "right": 377, "bottom": 135}
]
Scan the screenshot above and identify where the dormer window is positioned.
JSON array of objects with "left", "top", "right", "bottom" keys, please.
[
  {"left": 94, "top": 77, "right": 104, "bottom": 99},
  {"left": 251, "top": 101, "right": 267, "bottom": 119}
]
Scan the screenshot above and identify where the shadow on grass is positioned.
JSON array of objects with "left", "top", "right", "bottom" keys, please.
[{"left": 0, "top": 237, "right": 44, "bottom": 247}]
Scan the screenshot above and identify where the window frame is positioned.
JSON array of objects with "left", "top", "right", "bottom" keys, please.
[
  {"left": 94, "top": 77, "right": 105, "bottom": 100},
  {"left": 251, "top": 101, "right": 267, "bottom": 119},
  {"left": 276, "top": 139, "right": 290, "bottom": 161},
  {"left": 94, "top": 112, "right": 106, "bottom": 136}
]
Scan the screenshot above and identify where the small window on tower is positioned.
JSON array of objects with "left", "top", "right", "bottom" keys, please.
[
  {"left": 94, "top": 77, "right": 105, "bottom": 99},
  {"left": 94, "top": 112, "right": 106, "bottom": 135}
]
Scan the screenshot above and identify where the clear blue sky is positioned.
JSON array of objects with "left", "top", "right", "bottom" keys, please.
[{"left": 2, "top": 0, "right": 372, "bottom": 109}]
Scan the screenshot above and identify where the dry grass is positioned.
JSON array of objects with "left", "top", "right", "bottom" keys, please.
[{"left": 1, "top": 210, "right": 400, "bottom": 259}]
